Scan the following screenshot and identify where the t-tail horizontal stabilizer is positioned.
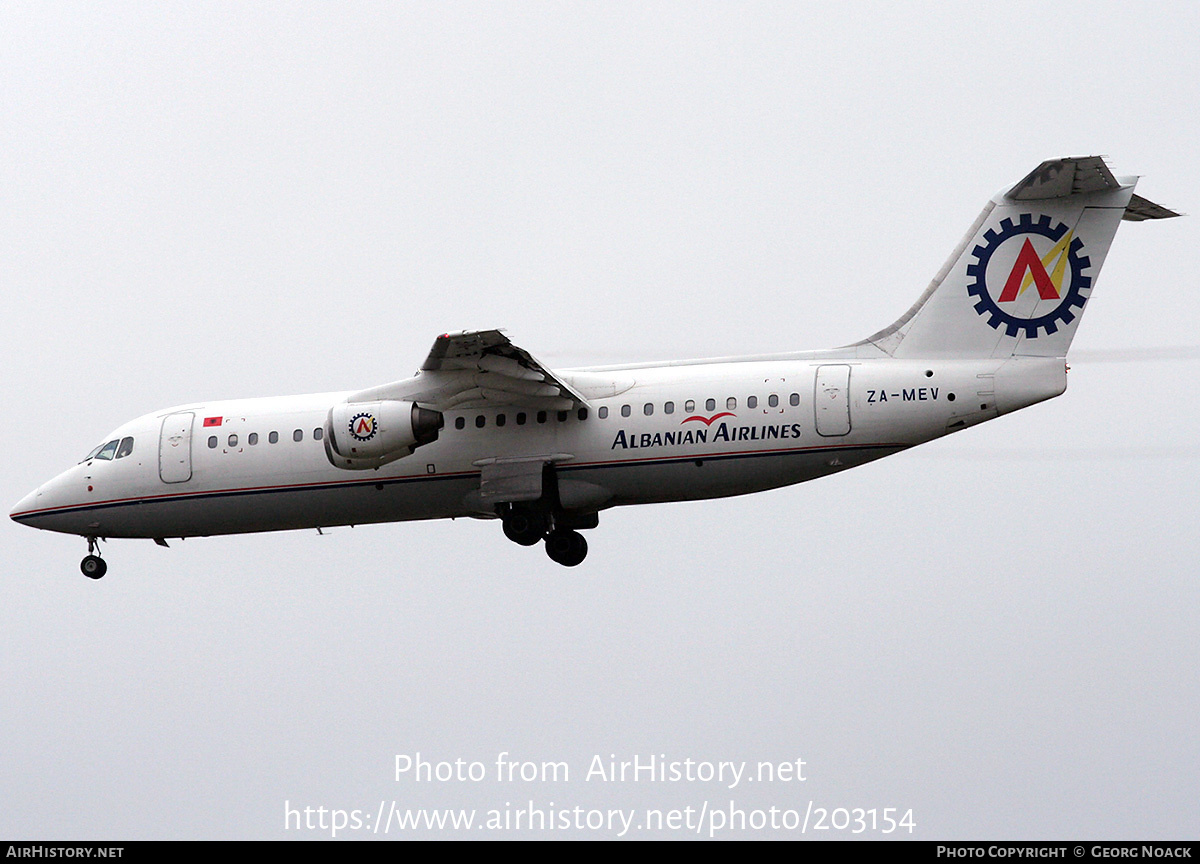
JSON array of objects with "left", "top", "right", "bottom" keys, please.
[{"left": 859, "top": 156, "right": 1176, "bottom": 360}]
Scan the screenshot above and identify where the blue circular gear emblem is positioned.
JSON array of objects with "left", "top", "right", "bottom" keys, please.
[
  {"left": 348, "top": 412, "right": 377, "bottom": 442},
  {"left": 966, "top": 213, "right": 1092, "bottom": 338}
]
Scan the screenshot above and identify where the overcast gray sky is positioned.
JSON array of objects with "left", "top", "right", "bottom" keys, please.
[{"left": 3, "top": 1, "right": 1197, "bottom": 839}]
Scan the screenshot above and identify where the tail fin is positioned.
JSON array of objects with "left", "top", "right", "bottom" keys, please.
[{"left": 859, "top": 157, "right": 1176, "bottom": 359}]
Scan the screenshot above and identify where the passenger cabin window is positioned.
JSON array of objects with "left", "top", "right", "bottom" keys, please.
[
  {"left": 228, "top": 434, "right": 238, "bottom": 447},
  {"left": 496, "top": 414, "right": 506, "bottom": 427},
  {"left": 769, "top": 394, "right": 779, "bottom": 408},
  {"left": 577, "top": 408, "right": 588, "bottom": 421},
  {"left": 621, "top": 405, "right": 631, "bottom": 418},
  {"left": 537, "top": 411, "right": 547, "bottom": 424},
  {"left": 517, "top": 412, "right": 527, "bottom": 425},
  {"left": 705, "top": 398, "right": 716, "bottom": 412},
  {"left": 748, "top": 395, "right": 758, "bottom": 409},
  {"left": 314, "top": 427, "right": 323, "bottom": 440},
  {"left": 269, "top": 431, "right": 279, "bottom": 444},
  {"left": 726, "top": 397, "right": 737, "bottom": 410},
  {"left": 790, "top": 393, "right": 800, "bottom": 406},
  {"left": 664, "top": 401, "right": 674, "bottom": 415},
  {"left": 644, "top": 403, "right": 653, "bottom": 416},
  {"left": 557, "top": 411, "right": 568, "bottom": 422},
  {"left": 293, "top": 429, "right": 303, "bottom": 442},
  {"left": 248, "top": 433, "right": 259, "bottom": 445},
  {"left": 208, "top": 436, "right": 218, "bottom": 449},
  {"left": 475, "top": 415, "right": 485, "bottom": 428},
  {"left": 685, "top": 400, "right": 695, "bottom": 413},
  {"left": 94, "top": 440, "right": 119, "bottom": 461},
  {"left": 455, "top": 417, "right": 465, "bottom": 430},
  {"left": 115, "top": 437, "right": 134, "bottom": 459},
  {"left": 598, "top": 406, "right": 608, "bottom": 419}
]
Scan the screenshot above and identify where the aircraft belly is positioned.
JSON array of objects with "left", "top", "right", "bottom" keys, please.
[
  {"left": 565, "top": 445, "right": 905, "bottom": 506},
  {"left": 41, "top": 475, "right": 482, "bottom": 539}
]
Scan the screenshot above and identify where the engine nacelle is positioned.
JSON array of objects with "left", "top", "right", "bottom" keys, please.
[{"left": 325, "top": 400, "right": 443, "bottom": 470}]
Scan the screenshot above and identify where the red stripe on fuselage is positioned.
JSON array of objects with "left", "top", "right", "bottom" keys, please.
[{"left": 10, "top": 442, "right": 906, "bottom": 520}]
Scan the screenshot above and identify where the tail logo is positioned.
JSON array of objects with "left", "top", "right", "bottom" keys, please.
[{"left": 966, "top": 214, "right": 1091, "bottom": 338}]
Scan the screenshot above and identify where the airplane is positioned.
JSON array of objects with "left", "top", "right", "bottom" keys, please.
[{"left": 10, "top": 156, "right": 1178, "bottom": 577}]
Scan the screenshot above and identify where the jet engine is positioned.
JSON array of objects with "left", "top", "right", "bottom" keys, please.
[{"left": 325, "top": 400, "right": 443, "bottom": 470}]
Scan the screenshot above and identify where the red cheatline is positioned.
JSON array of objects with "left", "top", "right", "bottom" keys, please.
[{"left": 203, "top": 417, "right": 223, "bottom": 427}]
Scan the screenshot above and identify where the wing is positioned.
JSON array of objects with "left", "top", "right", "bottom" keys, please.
[{"left": 346, "top": 329, "right": 588, "bottom": 411}]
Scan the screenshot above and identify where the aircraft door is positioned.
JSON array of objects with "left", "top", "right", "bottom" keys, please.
[
  {"left": 159, "top": 412, "right": 195, "bottom": 483},
  {"left": 814, "top": 365, "right": 851, "bottom": 437}
]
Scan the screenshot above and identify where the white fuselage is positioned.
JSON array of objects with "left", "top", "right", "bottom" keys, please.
[
  {"left": 10, "top": 356, "right": 1066, "bottom": 541},
  {"left": 13, "top": 156, "right": 1166, "bottom": 574}
]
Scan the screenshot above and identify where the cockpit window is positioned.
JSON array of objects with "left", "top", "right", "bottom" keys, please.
[
  {"left": 115, "top": 437, "right": 134, "bottom": 459},
  {"left": 81, "top": 443, "right": 105, "bottom": 462},
  {"left": 93, "top": 440, "right": 120, "bottom": 461}
]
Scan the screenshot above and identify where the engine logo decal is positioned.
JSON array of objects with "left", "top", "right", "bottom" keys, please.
[{"left": 348, "top": 412, "right": 377, "bottom": 441}]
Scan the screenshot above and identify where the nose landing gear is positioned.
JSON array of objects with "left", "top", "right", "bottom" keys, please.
[{"left": 81, "top": 537, "right": 107, "bottom": 579}]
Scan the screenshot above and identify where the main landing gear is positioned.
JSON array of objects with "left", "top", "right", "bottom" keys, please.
[
  {"left": 500, "top": 503, "right": 593, "bottom": 567},
  {"left": 502, "top": 508, "right": 547, "bottom": 547},
  {"left": 544, "top": 529, "right": 587, "bottom": 567},
  {"left": 81, "top": 537, "right": 107, "bottom": 579}
]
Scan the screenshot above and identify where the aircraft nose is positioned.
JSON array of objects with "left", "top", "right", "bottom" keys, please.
[{"left": 11, "top": 485, "right": 43, "bottom": 525}]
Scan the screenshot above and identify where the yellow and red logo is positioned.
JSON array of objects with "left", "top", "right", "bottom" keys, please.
[
  {"left": 996, "top": 230, "right": 1076, "bottom": 302},
  {"left": 348, "top": 412, "right": 377, "bottom": 442},
  {"left": 966, "top": 213, "right": 1091, "bottom": 338}
]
